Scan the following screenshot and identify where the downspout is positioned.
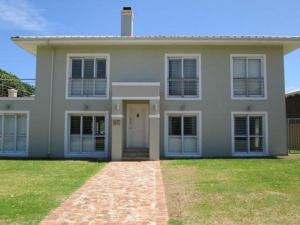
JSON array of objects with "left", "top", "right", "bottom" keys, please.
[{"left": 48, "top": 45, "right": 55, "bottom": 157}]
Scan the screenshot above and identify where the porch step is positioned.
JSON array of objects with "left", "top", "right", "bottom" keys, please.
[{"left": 122, "top": 148, "right": 149, "bottom": 160}]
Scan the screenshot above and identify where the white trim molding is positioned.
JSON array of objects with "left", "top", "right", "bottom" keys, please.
[
  {"left": 231, "top": 111, "right": 269, "bottom": 157},
  {"left": 164, "top": 54, "right": 202, "bottom": 101},
  {"left": 64, "top": 110, "right": 109, "bottom": 158},
  {"left": 65, "top": 53, "right": 110, "bottom": 100},
  {"left": 164, "top": 110, "right": 202, "bottom": 157},
  {"left": 0, "top": 110, "right": 30, "bottom": 157},
  {"left": 112, "top": 82, "right": 160, "bottom": 86},
  {"left": 230, "top": 54, "right": 267, "bottom": 100}
]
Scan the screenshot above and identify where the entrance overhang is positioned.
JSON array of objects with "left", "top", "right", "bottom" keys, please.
[{"left": 112, "top": 82, "right": 160, "bottom": 100}]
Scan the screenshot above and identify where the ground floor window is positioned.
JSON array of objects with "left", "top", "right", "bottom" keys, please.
[
  {"left": 165, "top": 111, "right": 201, "bottom": 155},
  {"left": 0, "top": 112, "right": 28, "bottom": 153},
  {"left": 67, "top": 113, "right": 107, "bottom": 154},
  {"left": 233, "top": 112, "right": 267, "bottom": 154}
]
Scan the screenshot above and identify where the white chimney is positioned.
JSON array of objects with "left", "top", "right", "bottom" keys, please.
[{"left": 121, "top": 7, "right": 133, "bottom": 36}]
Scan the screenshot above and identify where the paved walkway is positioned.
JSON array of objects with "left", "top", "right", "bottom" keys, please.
[{"left": 41, "top": 161, "right": 168, "bottom": 225}]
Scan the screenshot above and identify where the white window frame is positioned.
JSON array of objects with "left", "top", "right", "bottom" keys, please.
[
  {"left": 165, "top": 54, "right": 202, "bottom": 100},
  {"left": 231, "top": 111, "right": 268, "bottom": 156},
  {"left": 230, "top": 54, "right": 267, "bottom": 100},
  {"left": 0, "top": 111, "right": 29, "bottom": 157},
  {"left": 65, "top": 53, "right": 110, "bottom": 100},
  {"left": 64, "top": 111, "right": 109, "bottom": 158},
  {"left": 164, "top": 111, "right": 202, "bottom": 157}
]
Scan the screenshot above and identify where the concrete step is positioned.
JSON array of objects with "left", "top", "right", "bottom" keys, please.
[
  {"left": 122, "top": 148, "right": 149, "bottom": 160},
  {"left": 122, "top": 152, "right": 149, "bottom": 158}
]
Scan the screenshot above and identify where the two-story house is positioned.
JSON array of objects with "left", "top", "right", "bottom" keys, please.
[{"left": 3, "top": 7, "right": 300, "bottom": 160}]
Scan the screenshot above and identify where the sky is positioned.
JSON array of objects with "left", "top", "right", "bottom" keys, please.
[{"left": 0, "top": 0, "right": 299, "bottom": 91}]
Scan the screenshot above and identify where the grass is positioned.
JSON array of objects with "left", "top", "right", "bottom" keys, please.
[
  {"left": 0, "top": 160, "right": 105, "bottom": 225},
  {"left": 161, "top": 155, "right": 300, "bottom": 225}
]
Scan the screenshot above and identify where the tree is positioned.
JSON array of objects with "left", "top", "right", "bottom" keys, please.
[{"left": 0, "top": 69, "right": 35, "bottom": 97}]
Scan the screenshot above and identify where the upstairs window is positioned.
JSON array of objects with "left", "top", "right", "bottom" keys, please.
[
  {"left": 68, "top": 55, "right": 108, "bottom": 98},
  {"left": 231, "top": 55, "right": 266, "bottom": 98},
  {"left": 166, "top": 55, "right": 201, "bottom": 99}
]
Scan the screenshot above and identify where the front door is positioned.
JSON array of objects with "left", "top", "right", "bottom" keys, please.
[{"left": 126, "top": 104, "right": 149, "bottom": 148}]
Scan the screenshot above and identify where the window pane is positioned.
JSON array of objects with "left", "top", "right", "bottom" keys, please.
[
  {"left": 0, "top": 115, "right": 2, "bottom": 136},
  {"left": 249, "top": 116, "right": 263, "bottom": 136},
  {"left": 83, "top": 79, "right": 94, "bottom": 96},
  {"left": 3, "top": 115, "right": 15, "bottom": 152},
  {"left": 184, "top": 116, "right": 197, "bottom": 136},
  {"left": 82, "top": 116, "right": 93, "bottom": 134},
  {"left": 95, "top": 117, "right": 105, "bottom": 135},
  {"left": 4, "top": 115, "right": 15, "bottom": 135},
  {"left": 3, "top": 136, "right": 14, "bottom": 152},
  {"left": 70, "top": 135, "right": 81, "bottom": 152},
  {"left": 248, "top": 59, "right": 261, "bottom": 78},
  {"left": 70, "top": 79, "right": 82, "bottom": 96},
  {"left": 183, "top": 59, "right": 197, "bottom": 78},
  {"left": 233, "top": 78, "right": 247, "bottom": 96},
  {"left": 169, "top": 117, "right": 181, "bottom": 135},
  {"left": 169, "top": 80, "right": 182, "bottom": 96},
  {"left": 70, "top": 116, "right": 81, "bottom": 134},
  {"left": 234, "top": 137, "right": 248, "bottom": 152},
  {"left": 95, "top": 137, "right": 105, "bottom": 151},
  {"left": 169, "top": 59, "right": 182, "bottom": 78},
  {"left": 247, "top": 78, "right": 264, "bottom": 96},
  {"left": 96, "top": 59, "right": 106, "bottom": 78},
  {"left": 95, "top": 79, "right": 107, "bottom": 96},
  {"left": 17, "top": 114, "right": 27, "bottom": 135},
  {"left": 82, "top": 136, "right": 94, "bottom": 152},
  {"left": 183, "top": 137, "right": 197, "bottom": 152},
  {"left": 233, "top": 58, "right": 246, "bottom": 78},
  {"left": 83, "top": 59, "right": 94, "bottom": 78},
  {"left": 184, "top": 80, "right": 197, "bottom": 96},
  {"left": 250, "top": 137, "right": 263, "bottom": 152},
  {"left": 16, "top": 136, "right": 26, "bottom": 152},
  {"left": 234, "top": 116, "right": 247, "bottom": 136},
  {"left": 71, "top": 59, "right": 82, "bottom": 78},
  {"left": 168, "top": 137, "right": 182, "bottom": 152}
]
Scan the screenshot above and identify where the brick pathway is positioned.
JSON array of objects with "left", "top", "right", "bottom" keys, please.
[{"left": 40, "top": 161, "right": 168, "bottom": 225}]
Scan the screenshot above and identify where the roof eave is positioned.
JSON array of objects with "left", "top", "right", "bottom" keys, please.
[{"left": 11, "top": 37, "right": 300, "bottom": 55}]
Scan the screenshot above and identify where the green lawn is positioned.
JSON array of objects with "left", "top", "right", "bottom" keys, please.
[
  {"left": 162, "top": 155, "right": 300, "bottom": 225},
  {"left": 0, "top": 160, "right": 105, "bottom": 225}
]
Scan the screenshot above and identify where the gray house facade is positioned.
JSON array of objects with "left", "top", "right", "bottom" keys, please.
[{"left": 2, "top": 8, "right": 300, "bottom": 160}]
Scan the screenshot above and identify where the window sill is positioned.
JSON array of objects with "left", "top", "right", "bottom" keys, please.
[
  {"left": 165, "top": 97, "right": 201, "bottom": 100},
  {"left": 64, "top": 152, "right": 108, "bottom": 158},
  {"left": 165, "top": 152, "right": 201, "bottom": 157},
  {"left": 0, "top": 152, "right": 28, "bottom": 157},
  {"left": 232, "top": 152, "right": 268, "bottom": 157},
  {"left": 66, "top": 96, "right": 109, "bottom": 100},
  {"left": 232, "top": 97, "right": 267, "bottom": 100}
]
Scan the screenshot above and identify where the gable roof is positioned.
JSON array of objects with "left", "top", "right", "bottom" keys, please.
[{"left": 11, "top": 35, "right": 300, "bottom": 55}]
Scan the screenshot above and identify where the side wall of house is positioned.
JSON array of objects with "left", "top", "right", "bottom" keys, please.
[{"left": 2, "top": 44, "right": 286, "bottom": 158}]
